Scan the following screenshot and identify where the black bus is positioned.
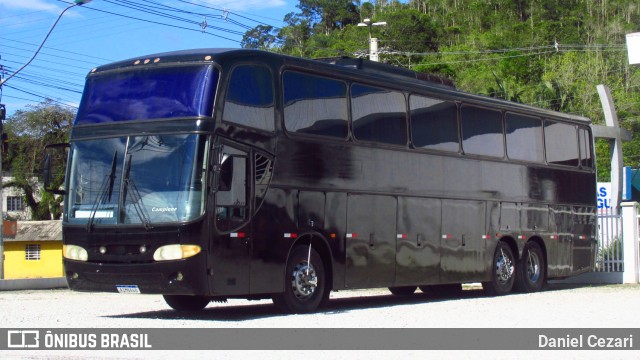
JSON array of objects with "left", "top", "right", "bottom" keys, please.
[{"left": 46, "top": 49, "right": 597, "bottom": 313}]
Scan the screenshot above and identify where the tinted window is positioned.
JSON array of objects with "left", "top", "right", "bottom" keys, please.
[
  {"left": 283, "top": 71, "right": 348, "bottom": 138},
  {"left": 505, "top": 113, "right": 544, "bottom": 162},
  {"left": 461, "top": 106, "right": 504, "bottom": 157},
  {"left": 76, "top": 65, "right": 216, "bottom": 124},
  {"left": 351, "top": 84, "right": 407, "bottom": 145},
  {"left": 579, "top": 126, "right": 593, "bottom": 169},
  {"left": 544, "top": 121, "right": 579, "bottom": 166},
  {"left": 410, "top": 95, "right": 459, "bottom": 152},
  {"left": 223, "top": 65, "right": 274, "bottom": 131}
]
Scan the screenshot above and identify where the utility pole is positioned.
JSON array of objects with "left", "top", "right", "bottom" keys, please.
[
  {"left": 0, "top": 57, "right": 4, "bottom": 280},
  {"left": 357, "top": 18, "right": 387, "bottom": 62},
  {"left": 0, "top": 0, "right": 93, "bottom": 279}
]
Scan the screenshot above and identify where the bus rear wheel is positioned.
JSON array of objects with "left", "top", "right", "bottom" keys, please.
[
  {"left": 272, "top": 245, "right": 326, "bottom": 314},
  {"left": 388, "top": 286, "right": 417, "bottom": 295},
  {"left": 483, "top": 241, "right": 515, "bottom": 296},
  {"left": 163, "top": 295, "right": 210, "bottom": 311},
  {"left": 514, "top": 242, "right": 546, "bottom": 293}
]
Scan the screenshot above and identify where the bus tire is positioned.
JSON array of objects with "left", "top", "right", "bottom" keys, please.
[
  {"left": 482, "top": 241, "right": 515, "bottom": 296},
  {"left": 388, "top": 286, "right": 417, "bottom": 295},
  {"left": 163, "top": 295, "right": 210, "bottom": 311},
  {"left": 514, "top": 241, "right": 546, "bottom": 293},
  {"left": 272, "top": 246, "right": 326, "bottom": 314}
]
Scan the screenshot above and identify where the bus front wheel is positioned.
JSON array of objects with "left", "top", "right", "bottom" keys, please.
[
  {"left": 272, "top": 245, "right": 326, "bottom": 314},
  {"left": 163, "top": 295, "right": 210, "bottom": 311},
  {"left": 483, "top": 241, "right": 515, "bottom": 296}
]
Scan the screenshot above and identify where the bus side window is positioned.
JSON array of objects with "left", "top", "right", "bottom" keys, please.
[
  {"left": 579, "top": 126, "right": 594, "bottom": 169},
  {"left": 544, "top": 120, "right": 579, "bottom": 167},
  {"left": 216, "top": 146, "right": 249, "bottom": 232},
  {"left": 218, "top": 156, "right": 233, "bottom": 191},
  {"left": 351, "top": 83, "right": 407, "bottom": 146},
  {"left": 460, "top": 105, "right": 504, "bottom": 158},
  {"left": 223, "top": 65, "right": 275, "bottom": 132}
]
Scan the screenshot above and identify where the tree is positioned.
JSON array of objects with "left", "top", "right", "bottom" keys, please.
[
  {"left": 297, "top": 0, "right": 360, "bottom": 35},
  {"left": 3, "top": 100, "right": 74, "bottom": 220},
  {"left": 241, "top": 25, "right": 278, "bottom": 50}
]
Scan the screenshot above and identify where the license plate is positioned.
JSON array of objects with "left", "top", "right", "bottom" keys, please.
[{"left": 116, "top": 285, "right": 141, "bottom": 294}]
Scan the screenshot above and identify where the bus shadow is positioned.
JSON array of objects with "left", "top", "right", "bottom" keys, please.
[
  {"left": 105, "top": 288, "right": 487, "bottom": 322},
  {"left": 105, "top": 282, "right": 602, "bottom": 322}
]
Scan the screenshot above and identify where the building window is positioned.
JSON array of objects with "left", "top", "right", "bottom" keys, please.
[
  {"left": 25, "top": 244, "right": 41, "bottom": 260},
  {"left": 7, "top": 196, "right": 24, "bottom": 211}
]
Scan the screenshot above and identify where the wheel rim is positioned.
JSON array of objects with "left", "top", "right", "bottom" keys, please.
[
  {"left": 526, "top": 250, "right": 541, "bottom": 283},
  {"left": 290, "top": 261, "right": 318, "bottom": 300},
  {"left": 496, "top": 248, "right": 514, "bottom": 284}
]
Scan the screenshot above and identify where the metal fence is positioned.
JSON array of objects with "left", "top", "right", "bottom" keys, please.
[{"left": 595, "top": 207, "right": 623, "bottom": 272}]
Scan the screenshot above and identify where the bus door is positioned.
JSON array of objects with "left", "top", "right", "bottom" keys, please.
[
  {"left": 440, "top": 200, "right": 486, "bottom": 283},
  {"left": 345, "top": 194, "right": 396, "bottom": 288},
  {"left": 210, "top": 142, "right": 252, "bottom": 295}
]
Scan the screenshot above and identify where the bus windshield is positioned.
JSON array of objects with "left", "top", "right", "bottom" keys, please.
[
  {"left": 66, "top": 134, "right": 209, "bottom": 226},
  {"left": 75, "top": 64, "right": 217, "bottom": 124}
]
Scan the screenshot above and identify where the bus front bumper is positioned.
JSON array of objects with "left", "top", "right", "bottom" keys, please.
[{"left": 63, "top": 256, "right": 209, "bottom": 295}]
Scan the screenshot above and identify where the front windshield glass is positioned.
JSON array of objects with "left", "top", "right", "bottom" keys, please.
[{"left": 66, "top": 134, "right": 209, "bottom": 226}]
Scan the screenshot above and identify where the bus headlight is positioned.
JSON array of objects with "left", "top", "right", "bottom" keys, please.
[
  {"left": 63, "top": 245, "right": 88, "bottom": 261},
  {"left": 153, "top": 244, "right": 201, "bottom": 261}
]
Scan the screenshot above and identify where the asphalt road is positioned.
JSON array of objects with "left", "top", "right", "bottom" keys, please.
[{"left": 2, "top": 284, "right": 639, "bottom": 359}]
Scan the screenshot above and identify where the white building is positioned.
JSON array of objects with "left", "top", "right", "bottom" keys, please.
[{"left": 1, "top": 175, "right": 39, "bottom": 220}]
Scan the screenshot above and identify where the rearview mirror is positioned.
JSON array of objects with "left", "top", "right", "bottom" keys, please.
[{"left": 43, "top": 143, "right": 69, "bottom": 195}]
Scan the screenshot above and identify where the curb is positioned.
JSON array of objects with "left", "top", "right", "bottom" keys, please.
[{"left": 0, "top": 277, "right": 68, "bottom": 291}]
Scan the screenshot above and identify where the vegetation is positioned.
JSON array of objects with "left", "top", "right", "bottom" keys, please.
[
  {"left": 4, "top": 1, "right": 640, "bottom": 219},
  {"left": 243, "top": 0, "right": 640, "bottom": 180},
  {"left": 3, "top": 100, "right": 72, "bottom": 220}
]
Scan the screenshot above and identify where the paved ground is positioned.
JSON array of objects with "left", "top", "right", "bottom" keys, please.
[{"left": 2, "top": 284, "right": 639, "bottom": 359}]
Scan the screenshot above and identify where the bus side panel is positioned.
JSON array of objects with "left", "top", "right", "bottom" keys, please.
[
  {"left": 298, "top": 191, "right": 325, "bottom": 232},
  {"left": 395, "top": 196, "right": 441, "bottom": 286},
  {"left": 325, "top": 192, "right": 347, "bottom": 291},
  {"left": 572, "top": 206, "right": 597, "bottom": 274},
  {"left": 440, "top": 199, "right": 486, "bottom": 283},
  {"left": 548, "top": 206, "right": 573, "bottom": 278},
  {"left": 345, "top": 194, "right": 396, "bottom": 288},
  {"left": 249, "top": 187, "right": 299, "bottom": 295}
]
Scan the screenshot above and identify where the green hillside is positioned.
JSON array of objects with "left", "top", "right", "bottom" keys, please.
[{"left": 242, "top": 0, "right": 640, "bottom": 180}]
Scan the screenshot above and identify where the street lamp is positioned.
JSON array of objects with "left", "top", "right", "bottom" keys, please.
[
  {"left": 357, "top": 18, "right": 387, "bottom": 62},
  {"left": 0, "top": 0, "right": 92, "bottom": 280}
]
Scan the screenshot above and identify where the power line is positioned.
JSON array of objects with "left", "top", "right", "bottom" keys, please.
[
  {"left": 2, "top": 84, "right": 79, "bottom": 109},
  {"left": 0, "top": 37, "right": 114, "bottom": 62}
]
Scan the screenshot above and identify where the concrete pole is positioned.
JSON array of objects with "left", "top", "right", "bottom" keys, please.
[
  {"left": 370, "top": 38, "right": 379, "bottom": 62},
  {"left": 621, "top": 202, "right": 639, "bottom": 284},
  {"left": 596, "top": 85, "right": 624, "bottom": 207}
]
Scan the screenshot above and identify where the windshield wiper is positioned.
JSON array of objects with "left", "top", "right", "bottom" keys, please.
[
  {"left": 86, "top": 151, "right": 118, "bottom": 232},
  {"left": 122, "top": 154, "right": 153, "bottom": 230}
]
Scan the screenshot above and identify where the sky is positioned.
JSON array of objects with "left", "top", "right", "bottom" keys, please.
[{"left": 0, "top": 0, "right": 299, "bottom": 117}]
